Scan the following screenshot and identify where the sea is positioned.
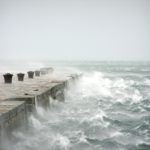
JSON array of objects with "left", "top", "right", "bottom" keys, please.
[{"left": 0, "top": 61, "right": 150, "bottom": 150}]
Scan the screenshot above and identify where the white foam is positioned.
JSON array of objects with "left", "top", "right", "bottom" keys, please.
[
  {"left": 76, "top": 71, "right": 113, "bottom": 98},
  {"left": 50, "top": 134, "right": 71, "bottom": 150},
  {"left": 29, "top": 115, "right": 44, "bottom": 130}
]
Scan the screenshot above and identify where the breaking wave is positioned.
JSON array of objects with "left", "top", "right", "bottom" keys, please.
[{"left": 1, "top": 62, "right": 150, "bottom": 150}]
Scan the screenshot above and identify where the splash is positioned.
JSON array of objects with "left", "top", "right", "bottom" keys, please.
[{"left": 1, "top": 62, "right": 150, "bottom": 150}]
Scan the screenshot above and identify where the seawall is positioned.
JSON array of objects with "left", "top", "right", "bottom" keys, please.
[{"left": 0, "top": 71, "right": 79, "bottom": 134}]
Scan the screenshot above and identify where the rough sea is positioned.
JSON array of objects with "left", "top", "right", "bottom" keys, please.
[{"left": 1, "top": 61, "right": 150, "bottom": 150}]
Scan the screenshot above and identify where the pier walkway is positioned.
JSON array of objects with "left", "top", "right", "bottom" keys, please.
[{"left": 0, "top": 71, "right": 76, "bottom": 132}]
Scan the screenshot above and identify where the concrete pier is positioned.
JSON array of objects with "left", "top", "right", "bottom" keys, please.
[
  {"left": 0, "top": 101, "right": 26, "bottom": 132},
  {"left": 0, "top": 71, "right": 77, "bottom": 133}
]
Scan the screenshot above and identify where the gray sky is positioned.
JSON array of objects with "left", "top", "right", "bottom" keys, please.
[{"left": 0, "top": 0, "right": 150, "bottom": 61}]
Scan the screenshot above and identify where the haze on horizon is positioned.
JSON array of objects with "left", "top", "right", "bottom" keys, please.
[{"left": 0, "top": 0, "right": 150, "bottom": 61}]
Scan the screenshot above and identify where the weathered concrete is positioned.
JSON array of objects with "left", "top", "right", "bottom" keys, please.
[
  {"left": 0, "top": 101, "right": 26, "bottom": 134},
  {"left": 0, "top": 72, "right": 78, "bottom": 133},
  {"left": 0, "top": 74, "right": 70, "bottom": 102}
]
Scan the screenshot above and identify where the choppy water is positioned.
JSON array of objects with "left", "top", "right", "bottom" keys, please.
[{"left": 1, "top": 61, "right": 150, "bottom": 150}]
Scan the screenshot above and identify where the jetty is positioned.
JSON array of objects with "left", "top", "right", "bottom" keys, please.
[{"left": 0, "top": 69, "right": 78, "bottom": 134}]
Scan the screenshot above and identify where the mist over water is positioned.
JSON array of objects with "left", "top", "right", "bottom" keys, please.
[{"left": 1, "top": 61, "right": 150, "bottom": 150}]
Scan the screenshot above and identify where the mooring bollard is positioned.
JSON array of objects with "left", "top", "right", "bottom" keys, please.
[
  {"left": 17, "top": 73, "right": 25, "bottom": 81},
  {"left": 35, "top": 70, "right": 40, "bottom": 76},
  {"left": 27, "top": 71, "right": 34, "bottom": 79},
  {"left": 3, "top": 73, "right": 13, "bottom": 84}
]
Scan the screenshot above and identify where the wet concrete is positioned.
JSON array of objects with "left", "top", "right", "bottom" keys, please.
[{"left": 0, "top": 72, "right": 77, "bottom": 133}]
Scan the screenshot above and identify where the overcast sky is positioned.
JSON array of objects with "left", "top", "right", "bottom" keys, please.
[{"left": 0, "top": 0, "right": 150, "bottom": 61}]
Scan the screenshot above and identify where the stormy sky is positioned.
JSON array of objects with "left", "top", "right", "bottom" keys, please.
[{"left": 0, "top": 0, "right": 150, "bottom": 61}]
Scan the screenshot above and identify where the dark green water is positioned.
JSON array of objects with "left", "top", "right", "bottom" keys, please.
[{"left": 1, "top": 61, "right": 150, "bottom": 150}]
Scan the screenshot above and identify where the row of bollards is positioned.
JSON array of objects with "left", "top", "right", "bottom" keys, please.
[
  {"left": 3, "top": 70, "right": 41, "bottom": 84},
  {"left": 2, "top": 67, "right": 54, "bottom": 84}
]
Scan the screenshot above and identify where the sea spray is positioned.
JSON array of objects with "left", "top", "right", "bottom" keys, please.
[{"left": 0, "top": 62, "right": 150, "bottom": 150}]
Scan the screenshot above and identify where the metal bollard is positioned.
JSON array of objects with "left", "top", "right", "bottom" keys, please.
[
  {"left": 27, "top": 71, "right": 34, "bottom": 79},
  {"left": 3, "top": 73, "right": 13, "bottom": 83},
  {"left": 17, "top": 73, "right": 25, "bottom": 81},
  {"left": 35, "top": 70, "right": 40, "bottom": 77}
]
